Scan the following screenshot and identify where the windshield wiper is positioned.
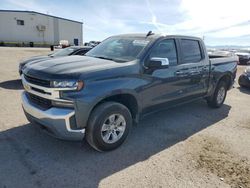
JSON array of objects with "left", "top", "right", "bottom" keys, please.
[
  {"left": 87, "top": 55, "right": 126, "bottom": 62},
  {"left": 92, "top": 56, "right": 115, "bottom": 61}
]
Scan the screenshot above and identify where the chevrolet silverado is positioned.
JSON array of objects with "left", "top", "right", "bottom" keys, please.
[{"left": 21, "top": 33, "right": 237, "bottom": 151}]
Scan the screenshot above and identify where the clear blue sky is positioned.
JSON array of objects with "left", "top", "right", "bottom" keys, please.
[{"left": 1, "top": 0, "right": 250, "bottom": 46}]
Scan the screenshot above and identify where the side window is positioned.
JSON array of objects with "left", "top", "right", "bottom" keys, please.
[
  {"left": 148, "top": 39, "right": 177, "bottom": 66},
  {"left": 180, "top": 39, "right": 202, "bottom": 63}
]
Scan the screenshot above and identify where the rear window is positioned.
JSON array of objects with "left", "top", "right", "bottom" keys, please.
[{"left": 180, "top": 39, "right": 202, "bottom": 63}]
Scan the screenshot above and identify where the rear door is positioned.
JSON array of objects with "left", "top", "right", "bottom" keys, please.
[{"left": 176, "top": 38, "right": 209, "bottom": 99}]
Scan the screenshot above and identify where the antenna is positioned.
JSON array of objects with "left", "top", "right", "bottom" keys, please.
[{"left": 146, "top": 31, "right": 154, "bottom": 37}]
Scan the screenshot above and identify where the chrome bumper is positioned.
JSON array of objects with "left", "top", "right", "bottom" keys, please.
[{"left": 22, "top": 92, "right": 85, "bottom": 141}]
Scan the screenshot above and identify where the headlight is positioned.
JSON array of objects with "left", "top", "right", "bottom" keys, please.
[
  {"left": 52, "top": 80, "right": 84, "bottom": 90},
  {"left": 53, "top": 80, "right": 76, "bottom": 87}
]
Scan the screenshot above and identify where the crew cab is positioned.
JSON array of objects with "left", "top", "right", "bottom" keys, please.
[{"left": 21, "top": 33, "right": 237, "bottom": 151}]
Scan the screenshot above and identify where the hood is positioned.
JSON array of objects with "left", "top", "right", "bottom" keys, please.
[
  {"left": 20, "top": 55, "right": 50, "bottom": 66},
  {"left": 23, "top": 55, "right": 138, "bottom": 80}
]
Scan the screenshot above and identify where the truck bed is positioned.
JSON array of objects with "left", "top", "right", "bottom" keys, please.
[{"left": 209, "top": 55, "right": 239, "bottom": 65}]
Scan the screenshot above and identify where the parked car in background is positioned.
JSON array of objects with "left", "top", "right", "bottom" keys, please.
[
  {"left": 235, "top": 50, "right": 250, "bottom": 65},
  {"left": 238, "top": 67, "right": 250, "bottom": 88},
  {"left": 19, "top": 46, "right": 92, "bottom": 75},
  {"left": 21, "top": 33, "right": 237, "bottom": 151},
  {"left": 84, "top": 41, "right": 101, "bottom": 47},
  {"left": 208, "top": 50, "right": 236, "bottom": 59},
  {"left": 59, "top": 40, "right": 69, "bottom": 48}
]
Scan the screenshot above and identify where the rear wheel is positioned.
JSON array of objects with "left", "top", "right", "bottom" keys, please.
[
  {"left": 86, "top": 102, "right": 132, "bottom": 152},
  {"left": 207, "top": 81, "right": 227, "bottom": 108}
]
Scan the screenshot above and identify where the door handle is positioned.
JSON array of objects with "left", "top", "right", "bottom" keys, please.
[
  {"left": 175, "top": 71, "right": 185, "bottom": 76},
  {"left": 201, "top": 67, "right": 208, "bottom": 71},
  {"left": 189, "top": 70, "right": 200, "bottom": 75}
]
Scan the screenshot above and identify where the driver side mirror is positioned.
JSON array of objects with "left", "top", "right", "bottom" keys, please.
[{"left": 148, "top": 57, "right": 169, "bottom": 69}]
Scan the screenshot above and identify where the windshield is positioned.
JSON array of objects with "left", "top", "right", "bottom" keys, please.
[
  {"left": 85, "top": 37, "right": 150, "bottom": 62},
  {"left": 50, "top": 47, "right": 78, "bottom": 57}
]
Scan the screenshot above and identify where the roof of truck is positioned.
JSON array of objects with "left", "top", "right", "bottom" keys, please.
[{"left": 112, "top": 33, "right": 202, "bottom": 40}]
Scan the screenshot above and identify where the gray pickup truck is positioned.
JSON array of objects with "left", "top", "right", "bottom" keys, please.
[{"left": 21, "top": 33, "right": 237, "bottom": 151}]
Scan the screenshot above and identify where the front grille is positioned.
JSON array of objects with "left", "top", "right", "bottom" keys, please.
[
  {"left": 27, "top": 93, "right": 52, "bottom": 109},
  {"left": 24, "top": 74, "right": 50, "bottom": 87}
]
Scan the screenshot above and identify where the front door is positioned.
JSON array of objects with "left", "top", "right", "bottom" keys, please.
[{"left": 141, "top": 38, "right": 189, "bottom": 111}]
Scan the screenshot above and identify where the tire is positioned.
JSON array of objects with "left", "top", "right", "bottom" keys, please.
[
  {"left": 238, "top": 75, "right": 247, "bottom": 88},
  {"left": 86, "top": 102, "right": 132, "bottom": 152},
  {"left": 238, "top": 81, "right": 244, "bottom": 88},
  {"left": 207, "top": 81, "right": 227, "bottom": 108}
]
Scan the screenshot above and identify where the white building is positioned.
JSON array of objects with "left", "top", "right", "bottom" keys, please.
[{"left": 0, "top": 10, "right": 83, "bottom": 46}]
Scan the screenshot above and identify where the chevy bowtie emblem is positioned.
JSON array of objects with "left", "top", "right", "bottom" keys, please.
[{"left": 24, "top": 83, "right": 31, "bottom": 91}]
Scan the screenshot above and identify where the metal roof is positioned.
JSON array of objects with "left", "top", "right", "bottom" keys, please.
[{"left": 0, "top": 9, "right": 83, "bottom": 24}]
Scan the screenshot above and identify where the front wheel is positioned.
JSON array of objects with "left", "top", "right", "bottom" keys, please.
[
  {"left": 86, "top": 102, "right": 132, "bottom": 152},
  {"left": 207, "top": 81, "right": 227, "bottom": 108}
]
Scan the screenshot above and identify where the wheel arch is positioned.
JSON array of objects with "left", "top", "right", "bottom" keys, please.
[
  {"left": 89, "top": 93, "right": 139, "bottom": 123},
  {"left": 217, "top": 73, "right": 233, "bottom": 90}
]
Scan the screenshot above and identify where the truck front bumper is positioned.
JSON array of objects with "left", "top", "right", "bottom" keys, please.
[{"left": 22, "top": 92, "right": 85, "bottom": 141}]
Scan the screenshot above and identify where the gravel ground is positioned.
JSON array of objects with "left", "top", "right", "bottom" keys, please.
[{"left": 0, "top": 47, "right": 249, "bottom": 188}]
